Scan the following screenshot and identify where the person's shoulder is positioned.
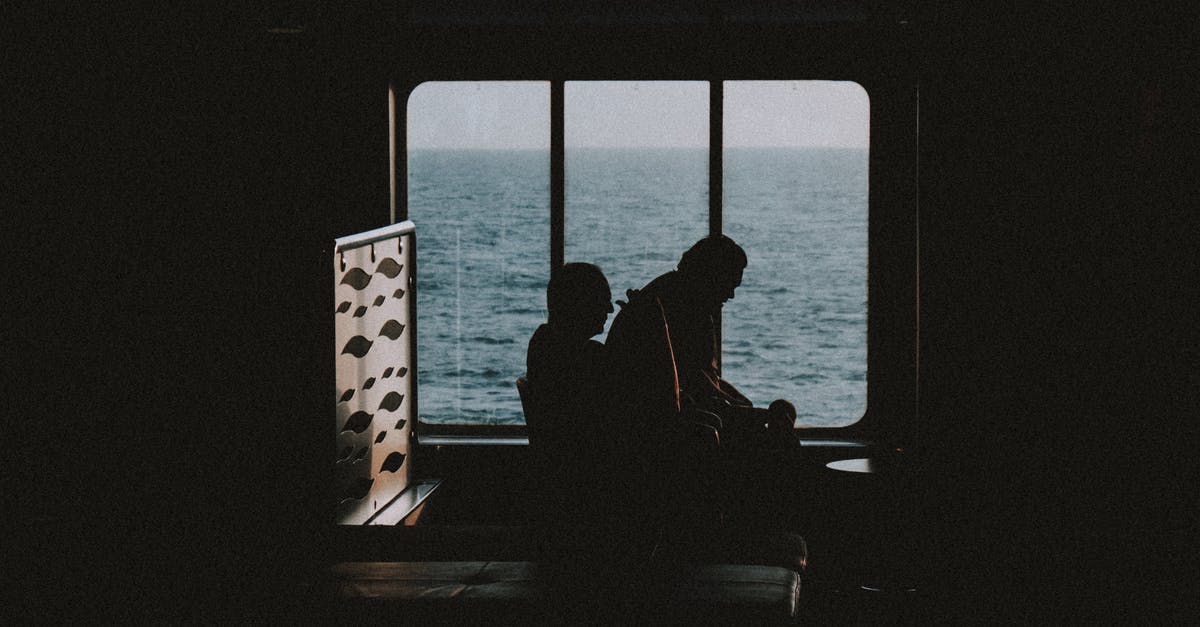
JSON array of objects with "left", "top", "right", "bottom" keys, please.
[
  {"left": 527, "top": 323, "right": 556, "bottom": 365},
  {"left": 528, "top": 323, "right": 551, "bottom": 351},
  {"left": 531, "top": 323, "right": 595, "bottom": 360},
  {"left": 641, "top": 271, "right": 678, "bottom": 295},
  {"left": 608, "top": 287, "right": 669, "bottom": 350},
  {"left": 616, "top": 272, "right": 674, "bottom": 314},
  {"left": 530, "top": 323, "right": 551, "bottom": 342},
  {"left": 611, "top": 288, "right": 656, "bottom": 323}
]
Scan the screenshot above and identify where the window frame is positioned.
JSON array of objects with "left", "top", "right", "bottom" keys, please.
[{"left": 390, "top": 23, "right": 917, "bottom": 448}]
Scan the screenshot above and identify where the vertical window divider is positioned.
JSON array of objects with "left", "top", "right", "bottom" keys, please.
[
  {"left": 710, "top": 79, "right": 724, "bottom": 372},
  {"left": 550, "top": 80, "right": 565, "bottom": 271},
  {"left": 390, "top": 82, "right": 407, "bottom": 224},
  {"left": 709, "top": 80, "right": 723, "bottom": 237}
]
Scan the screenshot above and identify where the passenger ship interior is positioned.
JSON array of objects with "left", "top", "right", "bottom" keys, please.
[{"left": 14, "top": 1, "right": 1192, "bottom": 623}]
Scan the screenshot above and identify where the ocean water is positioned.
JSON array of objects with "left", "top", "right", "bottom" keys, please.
[{"left": 409, "top": 147, "right": 867, "bottom": 427}]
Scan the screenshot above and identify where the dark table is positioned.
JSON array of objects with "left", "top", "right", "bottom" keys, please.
[{"left": 822, "top": 455, "right": 918, "bottom": 597}]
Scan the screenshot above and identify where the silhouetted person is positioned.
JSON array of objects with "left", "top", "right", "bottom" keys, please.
[
  {"left": 607, "top": 235, "right": 802, "bottom": 544},
  {"left": 610, "top": 234, "right": 795, "bottom": 440},
  {"left": 525, "top": 263, "right": 660, "bottom": 568},
  {"left": 526, "top": 262, "right": 613, "bottom": 478}
]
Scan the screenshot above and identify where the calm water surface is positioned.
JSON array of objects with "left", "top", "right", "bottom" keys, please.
[{"left": 409, "top": 147, "right": 866, "bottom": 427}]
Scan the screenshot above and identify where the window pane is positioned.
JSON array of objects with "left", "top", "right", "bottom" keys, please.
[
  {"left": 565, "top": 81, "right": 708, "bottom": 340},
  {"left": 722, "top": 80, "right": 869, "bottom": 427},
  {"left": 407, "top": 81, "right": 549, "bottom": 424}
]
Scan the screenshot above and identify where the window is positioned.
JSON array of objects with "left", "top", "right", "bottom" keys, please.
[
  {"left": 722, "top": 81, "right": 869, "bottom": 427},
  {"left": 407, "top": 81, "right": 549, "bottom": 425}
]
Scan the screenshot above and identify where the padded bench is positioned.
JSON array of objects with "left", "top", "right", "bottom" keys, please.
[
  {"left": 328, "top": 560, "right": 801, "bottom": 623},
  {"left": 334, "top": 524, "right": 807, "bottom": 573}
]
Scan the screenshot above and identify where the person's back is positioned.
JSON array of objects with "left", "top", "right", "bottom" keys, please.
[
  {"left": 603, "top": 285, "right": 682, "bottom": 439},
  {"left": 525, "top": 322, "right": 607, "bottom": 473},
  {"left": 635, "top": 269, "right": 724, "bottom": 408},
  {"left": 604, "top": 283, "right": 727, "bottom": 541}
]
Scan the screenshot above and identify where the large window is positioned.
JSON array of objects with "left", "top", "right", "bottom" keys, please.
[
  {"left": 722, "top": 81, "right": 869, "bottom": 427},
  {"left": 406, "top": 80, "right": 870, "bottom": 428},
  {"left": 407, "top": 82, "right": 549, "bottom": 425}
]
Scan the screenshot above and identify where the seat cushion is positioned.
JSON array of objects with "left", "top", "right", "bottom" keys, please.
[
  {"left": 329, "top": 561, "right": 542, "bottom": 602},
  {"left": 666, "top": 563, "right": 801, "bottom": 619},
  {"left": 655, "top": 529, "right": 809, "bottom": 573},
  {"left": 328, "top": 561, "right": 801, "bottom": 620}
]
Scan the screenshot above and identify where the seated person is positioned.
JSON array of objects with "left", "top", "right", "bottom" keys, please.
[
  {"left": 529, "top": 257, "right": 807, "bottom": 573},
  {"left": 525, "top": 262, "right": 614, "bottom": 487},
  {"left": 606, "top": 235, "right": 803, "bottom": 539},
  {"left": 527, "top": 263, "right": 664, "bottom": 564},
  {"left": 609, "top": 234, "right": 795, "bottom": 443}
]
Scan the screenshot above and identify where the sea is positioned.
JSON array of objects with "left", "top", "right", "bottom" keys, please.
[{"left": 409, "top": 147, "right": 867, "bottom": 428}]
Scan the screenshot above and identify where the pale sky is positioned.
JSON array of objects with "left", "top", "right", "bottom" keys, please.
[{"left": 407, "top": 80, "right": 868, "bottom": 150}]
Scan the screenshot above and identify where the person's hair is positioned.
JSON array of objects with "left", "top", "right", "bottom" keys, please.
[
  {"left": 547, "top": 262, "right": 609, "bottom": 315},
  {"left": 677, "top": 234, "right": 747, "bottom": 278}
]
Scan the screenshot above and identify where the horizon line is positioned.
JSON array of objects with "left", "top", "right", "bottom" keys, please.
[{"left": 408, "top": 144, "right": 869, "bottom": 150}]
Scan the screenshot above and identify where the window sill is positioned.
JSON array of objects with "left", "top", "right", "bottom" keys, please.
[{"left": 415, "top": 433, "right": 870, "bottom": 448}]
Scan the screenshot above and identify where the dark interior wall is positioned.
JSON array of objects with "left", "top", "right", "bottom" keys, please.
[
  {"left": 12, "top": 9, "right": 395, "bottom": 618},
  {"left": 13, "top": 4, "right": 1192, "bottom": 621},
  {"left": 155, "top": 19, "right": 398, "bottom": 613},
  {"left": 917, "top": 12, "right": 1072, "bottom": 614},
  {"left": 915, "top": 7, "right": 1195, "bottom": 618}
]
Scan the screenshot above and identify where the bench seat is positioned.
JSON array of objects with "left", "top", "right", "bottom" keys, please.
[
  {"left": 334, "top": 524, "right": 807, "bottom": 573},
  {"left": 328, "top": 560, "right": 801, "bottom": 623}
]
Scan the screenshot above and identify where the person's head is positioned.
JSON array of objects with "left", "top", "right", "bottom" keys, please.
[
  {"left": 546, "top": 262, "right": 613, "bottom": 337},
  {"left": 677, "top": 235, "right": 747, "bottom": 307}
]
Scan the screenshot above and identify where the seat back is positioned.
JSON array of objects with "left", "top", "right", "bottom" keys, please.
[
  {"left": 515, "top": 376, "right": 540, "bottom": 447},
  {"left": 516, "top": 375, "right": 578, "bottom": 508}
]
